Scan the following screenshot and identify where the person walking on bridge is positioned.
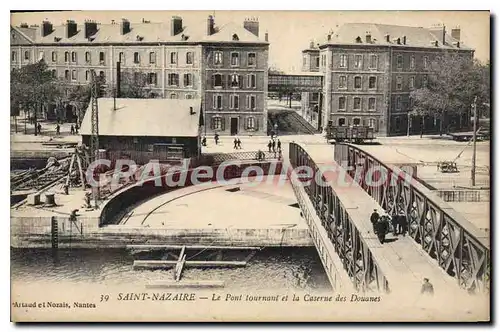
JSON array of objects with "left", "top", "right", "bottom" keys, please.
[
  {"left": 375, "top": 215, "right": 390, "bottom": 244},
  {"left": 421, "top": 278, "right": 434, "bottom": 295},
  {"left": 267, "top": 140, "right": 272, "bottom": 153},
  {"left": 277, "top": 139, "right": 282, "bottom": 153},
  {"left": 370, "top": 209, "right": 379, "bottom": 233},
  {"left": 233, "top": 137, "right": 238, "bottom": 149}
]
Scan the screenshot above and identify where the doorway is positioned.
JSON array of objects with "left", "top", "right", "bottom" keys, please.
[{"left": 230, "top": 117, "right": 238, "bottom": 135}]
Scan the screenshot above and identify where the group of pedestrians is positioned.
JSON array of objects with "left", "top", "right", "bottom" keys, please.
[
  {"left": 233, "top": 137, "right": 243, "bottom": 149},
  {"left": 369, "top": 209, "right": 408, "bottom": 244},
  {"left": 267, "top": 138, "right": 281, "bottom": 153}
]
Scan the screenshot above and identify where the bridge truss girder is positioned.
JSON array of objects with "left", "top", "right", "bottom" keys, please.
[{"left": 334, "top": 143, "right": 490, "bottom": 294}]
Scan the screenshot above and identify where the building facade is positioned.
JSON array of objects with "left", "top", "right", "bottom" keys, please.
[
  {"left": 301, "top": 23, "right": 474, "bottom": 136},
  {"left": 10, "top": 16, "right": 269, "bottom": 136}
]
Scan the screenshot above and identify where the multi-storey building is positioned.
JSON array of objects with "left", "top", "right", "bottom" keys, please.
[
  {"left": 302, "top": 23, "right": 474, "bottom": 136},
  {"left": 10, "top": 15, "right": 269, "bottom": 136}
]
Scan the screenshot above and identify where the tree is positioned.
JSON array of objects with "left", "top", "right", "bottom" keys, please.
[
  {"left": 118, "top": 71, "right": 153, "bottom": 98},
  {"left": 10, "top": 60, "right": 58, "bottom": 135},
  {"left": 410, "top": 53, "right": 490, "bottom": 136}
]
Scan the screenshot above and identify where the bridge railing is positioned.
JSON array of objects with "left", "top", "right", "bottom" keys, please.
[
  {"left": 289, "top": 142, "right": 389, "bottom": 293},
  {"left": 334, "top": 143, "right": 490, "bottom": 293}
]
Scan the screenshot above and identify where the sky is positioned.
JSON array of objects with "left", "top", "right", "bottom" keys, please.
[{"left": 11, "top": 10, "right": 490, "bottom": 71}]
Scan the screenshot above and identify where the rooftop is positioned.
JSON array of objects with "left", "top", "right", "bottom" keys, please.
[
  {"left": 11, "top": 17, "right": 268, "bottom": 45},
  {"left": 308, "top": 23, "right": 472, "bottom": 51},
  {"left": 80, "top": 98, "right": 202, "bottom": 137}
]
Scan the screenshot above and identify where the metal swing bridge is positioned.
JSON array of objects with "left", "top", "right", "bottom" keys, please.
[{"left": 288, "top": 142, "right": 490, "bottom": 294}]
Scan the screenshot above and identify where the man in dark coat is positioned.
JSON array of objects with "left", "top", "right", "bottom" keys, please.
[
  {"left": 272, "top": 139, "right": 276, "bottom": 153},
  {"left": 399, "top": 215, "right": 408, "bottom": 236},
  {"left": 391, "top": 214, "right": 399, "bottom": 236},
  {"left": 375, "top": 215, "right": 390, "bottom": 244},
  {"left": 421, "top": 278, "right": 434, "bottom": 295},
  {"left": 233, "top": 137, "right": 238, "bottom": 149},
  {"left": 370, "top": 209, "right": 379, "bottom": 232},
  {"left": 277, "top": 139, "right": 282, "bottom": 152},
  {"left": 267, "top": 140, "right": 272, "bottom": 152}
]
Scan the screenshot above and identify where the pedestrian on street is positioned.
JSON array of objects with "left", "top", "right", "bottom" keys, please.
[
  {"left": 233, "top": 137, "right": 238, "bottom": 149},
  {"left": 272, "top": 139, "right": 276, "bottom": 153},
  {"left": 421, "top": 278, "right": 434, "bottom": 295},
  {"left": 277, "top": 139, "right": 282, "bottom": 152},
  {"left": 37, "top": 123, "right": 42, "bottom": 135},
  {"left": 214, "top": 133, "right": 219, "bottom": 145},
  {"left": 370, "top": 209, "right": 379, "bottom": 233},
  {"left": 56, "top": 124, "right": 60, "bottom": 135},
  {"left": 375, "top": 215, "right": 390, "bottom": 244},
  {"left": 202, "top": 136, "right": 207, "bottom": 146},
  {"left": 75, "top": 123, "right": 79, "bottom": 134},
  {"left": 399, "top": 215, "right": 408, "bottom": 236},
  {"left": 237, "top": 137, "right": 242, "bottom": 149},
  {"left": 70, "top": 125, "right": 75, "bottom": 135},
  {"left": 267, "top": 140, "right": 272, "bottom": 153}
]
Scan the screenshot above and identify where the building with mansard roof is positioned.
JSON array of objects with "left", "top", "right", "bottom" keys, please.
[
  {"left": 301, "top": 23, "right": 474, "bottom": 136},
  {"left": 10, "top": 15, "right": 269, "bottom": 136}
]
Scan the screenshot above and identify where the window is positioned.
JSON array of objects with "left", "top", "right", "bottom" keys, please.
[
  {"left": 339, "top": 54, "right": 347, "bottom": 68},
  {"left": 246, "top": 117, "right": 255, "bottom": 130},
  {"left": 230, "top": 95, "right": 239, "bottom": 109},
  {"left": 119, "top": 52, "right": 124, "bottom": 64},
  {"left": 353, "top": 118, "right": 361, "bottom": 126},
  {"left": 315, "top": 56, "right": 320, "bottom": 67},
  {"left": 170, "top": 93, "right": 178, "bottom": 99},
  {"left": 51, "top": 51, "right": 57, "bottom": 62},
  {"left": 248, "top": 52, "right": 256, "bottom": 66},
  {"left": 409, "top": 76, "right": 415, "bottom": 89},
  {"left": 369, "top": 54, "right": 377, "bottom": 69},
  {"left": 423, "top": 75, "right": 428, "bottom": 88},
  {"left": 369, "top": 76, "right": 376, "bottom": 89},
  {"left": 99, "top": 51, "right": 105, "bottom": 64},
  {"left": 339, "top": 76, "right": 347, "bottom": 89},
  {"left": 247, "top": 74, "right": 256, "bottom": 88},
  {"left": 410, "top": 55, "right": 415, "bottom": 69},
  {"left": 230, "top": 52, "right": 239, "bottom": 66},
  {"left": 396, "top": 96, "right": 402, "bottom": 110},
  {"left": 213, "top": 74, "right": 223, "bottom": 88},
  {"left": 354, "top": 76, "right": 362, "bottom": 89},
  {"left": 71, "top": 51, "right": 77, "bottom": 62},
  {"left": 369, "top": 118, "right": 376, "bottom": 129},
  {"left": 64, "top": 70, "right": 70, "bottom": 80},
  {"left": 213, "top": 117, "right": 222, "bottom": 130},
  {"left": 230, "top": 74, "right": 240, "bottom": 88},
  {"left": 51, "top": 69, "right": 56, "bottom": 78},
  {"left": 85, "top": 70, "right": 90, "bottom": 81},
  {"left": 183, "top": 73, "right": 192, "bottom": 87},
  {"left": 186, "top": 94, "right": 193, "bottom": 100},
  {"left": 82, "top": 51, "right": 89, "bottom": 63},
  {"left": 354, "top": 54, "right": 363, "bottom": 68},
  {"left": 64, "top": 51, "right": 69, "bottom": 62},
  {"left": 338, "top": 118, "right": 346, "bottom": 126},
  {"left": 396, "top": 76, "right": 403, "bottom": 90},
  {"left": 214, "top": 51, "right": 223, "bottom": 65},
  {"left": 368, "top": 98, "right": 376, "bottom": 110},
  {"left": 354, "top": 97, "right": 361, "bottom": 110},
  {"left": 149, "top": 52, "right": 156, "bottom": 64},
  {"left": 339, "top": 97, "right": 346, "bottom": 110},
  {"left": 134, "top": 52, "right": 140, "bottom": 64},
  {"left": 213, "top": 95, "right": 222, "bottom": 109},
  {"left": 247, "top": 95, "right": 256, "bottom": 110},
  {"left": 302, "top": 56, "right": 307, "bottom": 67},
  {"left": 71, "top": 70, "right": 77, "bottom": 81},
  {"left": 23, "top": 51, "right": 29, "bottom": 61},
  {"left": 321, "top": 54, "right": 326, "bottom": 67},
  {"left": 397, "top": 55, "right": 403, "bottom": 69},
  {"left": 423, "top": 56, "right": 429, "bottom": 69},
  {"left": 11, "top": 51, "right": 16, "bottom": 61},
  {"left": 168, "top": 73, "right": 179, "bottom": 86},
  {"left": 186, "top": 52, "right": 193, "bottom": 65},
  {"left": 170, "top": 52, "right": 177, "bottom": 64},
  {"left": 409, "top": 97, "right": 414, "bottom": 108},
  {"left": 148, "top": 73, "right": 157, "bottom": 85}
]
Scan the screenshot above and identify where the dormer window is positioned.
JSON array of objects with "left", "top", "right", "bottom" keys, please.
[
  {"left": 232, "top": 34, "right": 239, "bottom": 41},
  {"left": 356, "top": 36, "right": 362, "bottom": 43}
]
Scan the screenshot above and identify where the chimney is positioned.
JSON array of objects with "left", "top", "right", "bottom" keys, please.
[
  {"left": 309, "top": 41, "right": 314, "bottom": 49},
  {"left": 243, "top": 18, "right": 259, "bottom": 37},
  {"left": 365, "top": 32, "right": 372, "bottom": 44},
  {"left": 84, "top": 20, "right": 98, "bottom": 39},
  {"left": 121, "top": 19, "right": 131, "bottom": 35},
  {"left": 41, "top": 20, "right": 53, "bottom": 37},
  {"left": 385, "top": 34, "right": 390, "bottom": 42},
  {"left": 403, "top": 35, "right": 407, "bottom": 45},
  {"left": 171, "top": 16, "right": 183, "bottom": 36},
  {"left": 451, "top": 26, "right": 461, "bottom": 42},
  {"left": 207, "top": 15, "right": 215, "bottom": 36},
  {"left": 66, "top": 20, "right": 77, "bottom": 38},
  {"left": 327, "top": 33, "right": 332, "bottom": 41},
  {"left": 264, "top": 31, "right": 268, "bottom": 42}
]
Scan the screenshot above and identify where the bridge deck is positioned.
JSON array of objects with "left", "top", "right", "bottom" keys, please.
[{"left": 302, "top": 144, "right": 465, "bottom": 297}]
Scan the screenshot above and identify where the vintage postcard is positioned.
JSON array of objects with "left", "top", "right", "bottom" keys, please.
[{"left": 10, "top": 10, "right": 490, "bottom": 322}]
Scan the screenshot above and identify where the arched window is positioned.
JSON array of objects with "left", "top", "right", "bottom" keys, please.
[
  {"left": 338, "top": 118, "right": 346, "bottom": 126},
  {"left": 186, "top": 52, "right": 193, "bottom": 65},
  {"left": 64, "top": 51, "right": 69, "bottom": 62},
  {"left": 71, "top": 51, "right": 77, "bottom": 62},
  {"left": 353, "top": 118, "right": 361, "bottom": 126},
  {"left": 170, "top": 93, "right": 178, "bottom": 99},
  {"left": 149, "top": 52, "right": 156, "bottom": 64},
  {"left": 213, "top": 74, "right": 223, "bottom": 88},
  {"left": 85, "top": 51, "right": 91, "bottom": 63},
  {"left": 24, "top": 51, "right": 30, "bottom": 60}
]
